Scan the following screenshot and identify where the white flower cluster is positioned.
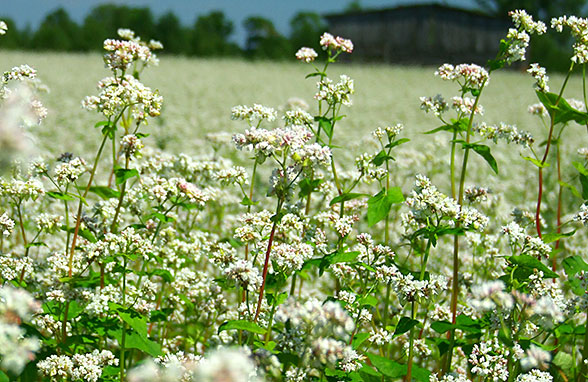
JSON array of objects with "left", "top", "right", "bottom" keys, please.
[
  {"left": 404, "top": 174, "right": 489, "bottom": 232},
  {"left": 0, "top": 212, "right": 14, "bottom": 236},
  {"left": 0, "top": 285, "right": 41, "bottom": 374},
  {"left": 372, "top": 124, "right": 404, "bottom": 141},
  {"left": 505, "top": 10, "right": 545, "bottom": 64},
  {"left": 319, "top": 32, "right": 353, "bottom": 53},
  {"left": 469, "top": 338, "right": 510, "bottom": 381},
  {"left": 501, "top": 222, "right": 551, "bottom": 260},
  {"left": 464, "top": 186, "right": 490, "bottom": 203},
  {"left": 315, "top": 75, "right": 354, "bottom": 107},
  {"left": 435, "top": 63, "right": 489, "bottom": 88},
  {"left": 177, "top": 179, "right": 210, "bottom": 205},
  {"left": 510, "top": 10, "right": 547, "bottom": 34},
  {"left": 0, "top": 178, "right": 44, "bottom": 201},
  {"left": 37, "top": 350, "right": 118, "bottom": 382},
  {"left": 552, "top": 16, "right": 588, "bottom": 63},
  {"left": 224, "top": 259, "right": 262, "bottom": 292},
  {"left": 283, "top": 109, "right": 314, "bottom": 127},
  {"left": 231, "top": 104, "right": 277, "bottom": 123},
  {"left": 520, "top": 345, "right": 551, "bottom": 371},
  {"left": 420, "top": 94, "right": 448, "bottom": 116},
  {"left": 515, "top": 369, "right": 552, "bottom": 382},
  {"left": 474, "top": 122, "right": 534, "bottom": 147},
  {"left": 3, "top": 64, "right": 37, "bottom": 82},
  {"left": 54, "top": 156, "right": 87, "bottom": 184},
  {"left": 451, "top": 96, "right": 484, "bottom": 115},
  {"left": 82, "top": 74, "right": 163, "bottom": 122},
  {"left": 0, "top": 20, "right": 7, "bottom": 35},
  {"left": 121, "top": 134, "right": 144, "bottom": 158},
  {"left": 470, "top": 280, "right": 514, "bottom": 311},
  {"left": 103, "top": 31, "right": 161, "bottom": 72},
  {"left": 574, "top": 203, "right": 588, "bottom": 225},
  {"left": 295, "top": 47, "right": 318, "bottom": 63},
  {"left": 86, "top": 227, "right": 153, "bottom": 262},
  {"left": 527, "top": 103, "right": 548, "bottom": 117},
  {"left": 527, "top": 63, "right": 549, "bottom": 92}
]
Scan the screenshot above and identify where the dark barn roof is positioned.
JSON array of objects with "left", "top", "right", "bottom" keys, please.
[{"left": 324, "top": 3, "right": 511, "bottom": 65}]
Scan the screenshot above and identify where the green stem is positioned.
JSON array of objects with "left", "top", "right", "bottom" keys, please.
[{"left": 536, "top": 63, "right": 574, "bottom": 238}]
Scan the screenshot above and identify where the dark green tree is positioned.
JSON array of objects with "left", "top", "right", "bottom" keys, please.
[
  {"left": 191, "top": 10, "right": 239, "bottom": 56},
  {"left": 474, "top": 0, "right": 583, "bottom": 18},
  {"left": 345, "top": 0, "right": 363, "bottom": 13},
  {"left": 155, "top": 11, "right": 189, "bottom": 55},
  {"left": 0, "top": 18, "right": 30, "bottom": 50},
  {"left": 31, "top": 8, "right": 82, "bottom": 51},
  {"left": 289, "top": 11, "right": 326, "bottom": 53},
  {"left": 244, "top": 16, "right": 291, "bottom": 59},
  {"left": 81, "top": 5, "right": 155, "bottom": 51},
  {"left": 475, "top": 0, "right": 585, "bottom": 72}
]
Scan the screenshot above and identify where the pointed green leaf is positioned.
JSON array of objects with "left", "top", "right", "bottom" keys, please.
[{"left": 218, "top": 320, "right": 265, "bottom": 335}]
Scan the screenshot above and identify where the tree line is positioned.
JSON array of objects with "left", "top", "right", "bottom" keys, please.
[{"left": 0, "top": 4, "right": 327, "bottom": 59}]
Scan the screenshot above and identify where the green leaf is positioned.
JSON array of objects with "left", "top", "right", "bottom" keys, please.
[
  {"left": 150, "top": 269, "right": 174, "bottom": 282},
  {"left": 240, "top": 195, "right": 259, "bottom": 206},
  {"left": 317, "top": 117, "right": 334, "bottom": 139},
  {"left": 578, "top": 174, "right": 588, "bottom": 201},
  {"left": 0, "top": 371, "right": 9, "bottom": 382},
  {"left": 368, "top": 354, "right": 430, "bottom": 381},
  {"left": 457, "top": 142, "right": 498, "bottom": 175},
  {"left": 394, "top": 317, "right": 419, "bottom": 336},
  {"left": 88, "top": 186, "right": 120, "bottom": 199},
  {"left": 218, "top": 320, "right": 265, "bottom": 335},
  {"left": 563, "top": 256, "right": 588, "bottom": 277},
  {"left": 95, "top": 121, "right": 110, "bottom": 128},
  {"left": 108, "top": 327, "right": 161, "bottom": 357},
  {"left": 522, "top": 155, "right": 549, "bottom": 168},
  {"left": 298, "top": 178, "right": 322, "bottom": 198},
  {"left": 148, "top": 212, "right": 175, "bottom": 223},
  {"left": 114, "top": 168, "right": 139, "bottom": 185},
  {"left": 367, "top": 187, "right": 404, "bottom": 227},
  {"left": 119, "top": 310, "right": 148, "bottom": 338},
  {"left": 25, "top": 241, "right": 47, "bottom": 249},
  {"left": 319, "top": 250, "right": 360, "bottom": 274},
  {"left": 553, "top": 351, "right": 574, "bottom": 373},
  {"left": 357, "top": 295, "right": 378, "bottom": 307},
  {"left": 536, "top": 91, "right": 588, "bottom": 125},
  {"left": 47, "top": 191, "right": 75, "bottom": 201},
  {"left": 509, "top": 255, "right": 558, "bottom": 279},
  {"left": 542, "top": 231, "right": 576, "bottom": 244},
  {"left": 60, "top": 225, "right": 97, "bottom": 243},
  {"left": 431, "top": 320, "right": 454, "bottom": 333},
  {"left": 559, "top": 180, "right": 582, "bottom": 199},
  {"left": 573, "top": 161, "right": 588, "bottom": 176},
  {"left": 352, "top": 333, "right": 370, "bottom": 350},
  {"left": 371, "top": 150, "right": 393, "bottom": 166},
  {"left": 385, "top": 138, "right": 410, "bottom": 149},
  {"left": 305, "top": 71, "right": 325, "bottom": 79},
  {"left": 328, "top": 251, "right": 360, "bottom": 264},
  {"left": 329, "top": 193, "right": 368, "bottom": 206}
]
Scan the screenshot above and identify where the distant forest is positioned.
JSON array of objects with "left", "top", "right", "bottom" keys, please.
[{"left": 0, "top": 4, "right": 327, "bottom": 59}]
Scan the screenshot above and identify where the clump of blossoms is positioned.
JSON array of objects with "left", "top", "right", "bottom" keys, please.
[
  {"left": 527, "top": 63, "right": 549, "bottom": 92},
  {"left": 552, "top": 15, "right": 588, "bottom": 63},
  {"left": 403, "top": 174, "right": 488, "bottom": 231},
  {"left": 0, "top": 286, "right": 41, "bottom": 374},
  {"left": 319, "top": 32, "right": 353, "bottom": 54},
  {"left": 504, "top": 10, "right": 546, "bottom": 64},
  {"left": 295, "top": 47, "right": 318, "bottom": 63}
]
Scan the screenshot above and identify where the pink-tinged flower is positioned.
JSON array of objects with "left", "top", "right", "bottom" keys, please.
[{"left": 295, "top": 47, "right": 318, "bottom": 63}]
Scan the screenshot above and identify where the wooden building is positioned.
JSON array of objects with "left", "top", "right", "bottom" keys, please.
[{"left": 324, "top": 3, "right": 511, "bottom": 65}]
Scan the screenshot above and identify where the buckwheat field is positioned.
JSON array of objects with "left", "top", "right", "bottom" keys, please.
[{"left": 1, "top": 10, "right": 588, "bottom": 382}]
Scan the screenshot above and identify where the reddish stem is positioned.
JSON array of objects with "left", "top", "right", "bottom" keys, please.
[{"left": 254, "top": 219, "right": 278, "bottom": 322}]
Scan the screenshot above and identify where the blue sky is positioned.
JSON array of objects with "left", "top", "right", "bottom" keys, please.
[{"left": 1, "top": 0, "right": 477, "bottom": 44}]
